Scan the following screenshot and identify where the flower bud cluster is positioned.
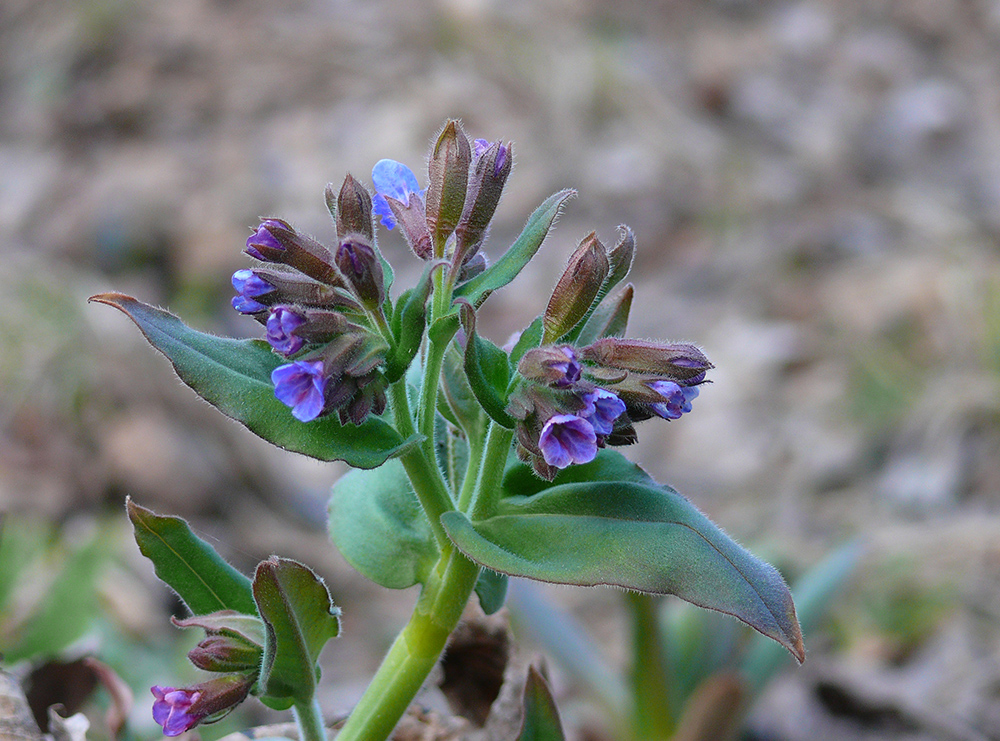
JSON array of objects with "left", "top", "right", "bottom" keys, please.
[
  {"left": 371, "top": 120, "right": 511, "bottom": 280},
  {"left": 233, "top": 175, "right": 391, "bottom": 424},
  {"left": 151, "top": 612, "right": 264, "bottom": 736},
  {"left": 508, "top": 339, "right": 711, "bottom": 480}
]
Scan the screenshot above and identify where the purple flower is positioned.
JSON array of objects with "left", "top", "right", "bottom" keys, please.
[
  {"left": 151, "top": 686, "right": 204, "bottom": 737},
  {"left": 266, "top": 306, "right": 307, "bottom": 355},
  {"left": 539, "top": 414, "right": 598, "bottom": 469},
  {"left": 580, "top": 388, "right": 626, "bottom": 435},
  {"left": 272, "top": 359, "right": 327, "bottom": 421},
  {"left": 371, "top": 159, "right": 421, "bottom": 229},
  {"left": 245, "top": 220, "right": 286, "bottom": 260},
  {"left": 550, "top": 346, "right": 582, "bottom": 388},
  {"left": 231, "top": 269, "right": 274, "bottom": 314},
  {"left": 473, "top": 138, "right": 508, "bottom": 176},
  {"left": 647, "top": 380, "right": 699, "bottom": 420}
]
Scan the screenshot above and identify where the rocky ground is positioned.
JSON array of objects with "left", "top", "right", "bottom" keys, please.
[{"left": 3, "top": 0, "right": 1000, "bottom": 739}]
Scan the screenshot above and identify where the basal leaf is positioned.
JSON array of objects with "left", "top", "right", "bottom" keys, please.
[
  {"left": 518, "top": 666, "right": 566, "bottom": 741},
  {"left": 128, "top": 498, "right": 257, "bottom": 616},
  {"left": 441, "top": 481, "right": 804, "bottom": 661},
  {"left": 253, "top": 558, "right": 341, "bottom": 704},
  {"left": 328, "top": 460, "right": 438, "bottom": 589},
  {"left": 89, "top": 294, "right": 415, "bottom": 469},
  {"left": 455, "top": 190, "right": 575, "bottom": 307}
]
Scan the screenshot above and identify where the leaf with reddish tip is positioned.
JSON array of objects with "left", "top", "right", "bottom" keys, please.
[
  {"left": 442, "top": 453, "right": 805, "bottom": 662},
  {"left": 90, "top": 293, "right": 416, "bottom": 468},
  {"left": 127, "top": 498, "right": 257, "bottom": 616}
]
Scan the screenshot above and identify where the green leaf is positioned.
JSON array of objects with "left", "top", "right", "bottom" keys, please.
[
  {"left": 740, "top": 541, "right": 861, "bottom": 692},
  {"left": 2, "top": 529, "right": 109, "bottom": 663},
  {"left": 253, "top": 558, "right": 341, "bottom": 704},
  {"left": 518, "top": 666, "right": 566, "bottom": 741},
  {"left": 509, "top": 316, "right": 544, "bottom": 368},
  {"left": 328, "top": 460, "right": 439, "bottom": 589},
  {"left": 455, "top": 190, "right": 575, "bottom": 308},
  {"left": 474, "top": 569, "right": 509, "bottom": 615},
  {"left": 441, "top": 478, "right": 804, "bottom": 661},
  {"left": 89, "top": 293, "right": 415, "bottom": 469},
  {"left": 128, "top": 498, "right": 257, "bottom": 616},
  {"left": 460, "top": 304, "right": 516, "bottom": 428},
  {"left": 386, "top": 261, "right": 435, "bottom": 382},
  {"left": 573, "top": 284, "right": 633, "bottom": 346}
]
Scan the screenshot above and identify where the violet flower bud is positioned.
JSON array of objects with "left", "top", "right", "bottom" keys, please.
[
  {"left": 266, "top": 306, "right": 308, "bottom": 355},
  {"left": 425, "top": 119, "right": 472, "bottom": 254},
  {"left": 231, "top": 269, "right": 275, "bottom": 314},
  {"left": 582, "top": 338, "right": 711, "bottom": 384},
  {"left": 543, "top": 232, "right": 610, "bottom": 343},
  {"left": 454, "top": 138, "right": 512, "bottom": 267},
  {"left": 518, "top": 345, "right": 583, "bottom": 388},
  {"left": 187, "top": 634, "right": 262, "bottom": 673},
  {"left": 647, "top": 380, "right": 699, "bottom": 420},
  {"left": 538, "top": 414, "right": 598, "bottom": 469},
  {"left": 331, "top": 173, "right": 375, "bottom": 242},
  {"left": 335, "top": 236, "right": 385, "bottom": 309},
  {"left": 151, "top": 675, "right": 254, "bottom": 737},
  {"left": 246, "top": 219, "right": 342, "bottom": 287},
  {"left": 245, "top": 219, "right": 286, "bottom": 260},
  {"left": 272, "top": 359, "right": 327, "bottom": 422}
]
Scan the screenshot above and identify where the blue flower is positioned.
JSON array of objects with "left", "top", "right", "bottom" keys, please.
[
  {"left": 550, "top": 346, "right": 582, "bottom": 388},
  {"left": 371, "top": 159, "right": 421, "bottom": 229},
  {"left": 647, "top": 380, "right": 699, "bottom": 420},
  {"left": 231, "top": 269, "right": 274, "bottom": 314},
  {"left": 266, "top": 306, "right": 307, "bottom": 356},
  {"left": 539, "top": 414, "right": 598, "bottom": 468},
  {"left": 272, "top": 359, "right": 327, "bottom": 421},
  {"left": 580, "top": 388, "right": 626, "bottom": 435}
]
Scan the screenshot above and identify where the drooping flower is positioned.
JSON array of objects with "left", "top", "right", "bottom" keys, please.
[
  {"left": 647, "top": 380, "right": 699, "bottom": 420},
  {"left": 538, "top": 414, "right": 598, "bottom": 468},
  {"left": 231, "top": 269, "right": 274, "bottom": 314},
  {"left": 272, "top": 359, "right": 327, "bottom": 422},
  {"left": 151, "top": 675, "right": 254, "bottom": 737},
  {"left": 371, "top": 159, "right": 421, "bottom": 230},
  {"left": 580, "top": 388, "right": 626, "bottom": 435},
  {"left": 151, "top": 686, "right": 204, "bottom": 736},
  {"left": 266, "top": 306, "right": 308, "bottom": 355}
]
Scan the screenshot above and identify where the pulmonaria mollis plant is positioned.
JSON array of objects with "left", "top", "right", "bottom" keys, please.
[{"left": 91, "top": 119, "right": 804, "bottom": 741}]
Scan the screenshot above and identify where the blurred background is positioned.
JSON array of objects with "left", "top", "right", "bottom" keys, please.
[{"left": 3, "top": 0, "right": 1000, "bottom": 738}]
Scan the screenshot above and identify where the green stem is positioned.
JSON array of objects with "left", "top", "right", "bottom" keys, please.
[
  {"left": 626, "top": 592, "right": 674, "bottom": 740},
  {"left": 292, "top": 698, "right": 327, "bottom": 741},
  {"left": 456, "top": 429, "right": 484, "bottom": 512},
  {"left": 389, "top": 380, "right": 451, "bottom": 548},
  {"left": 333, "top": 547, "right": 480, "bottom": 741},
  {"left": 469, "top": 423, "right": 514, "bottom": 521}
]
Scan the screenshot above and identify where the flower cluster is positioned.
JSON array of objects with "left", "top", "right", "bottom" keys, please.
[
  {"left": 371, "top": 121, "right": 511, "bottom": 279},
  {"left": 508, "top": 339, "right": 710, "bottom": 479},
  {"left": 233, "top": 175, "right": 391, "bottom": 424},
  {"left": 151, "top": 612, "right": 264, "bottom": 736}
]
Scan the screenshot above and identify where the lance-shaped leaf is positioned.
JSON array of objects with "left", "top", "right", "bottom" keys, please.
[
  {"left": 459, "top": 302, "right": 516, "bottom": 428},
  {"left": 455, "top": 190, "right": 575, "bottom": 308},
  {"left": 441, "top": 480, "right": 804, "bottom": 662},
  {"left": 127, "top": 498, "right": 257, "bottom": 616},
  {"left": 253, "top": 558, "right": 341, "bottom": 705},
  {"left": 90, "top": 293, "right": 414, "bottom": 468},
  {"left": 328, "top": 460, "right": 438, "bottom": 590},
  {"left": 518, "top": 666, "right": 566, "bottom": 741}
]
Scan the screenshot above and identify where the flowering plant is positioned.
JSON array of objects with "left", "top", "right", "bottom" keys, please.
[{"left": 91, "top": 120, "right": 803, "bottom": 740}]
